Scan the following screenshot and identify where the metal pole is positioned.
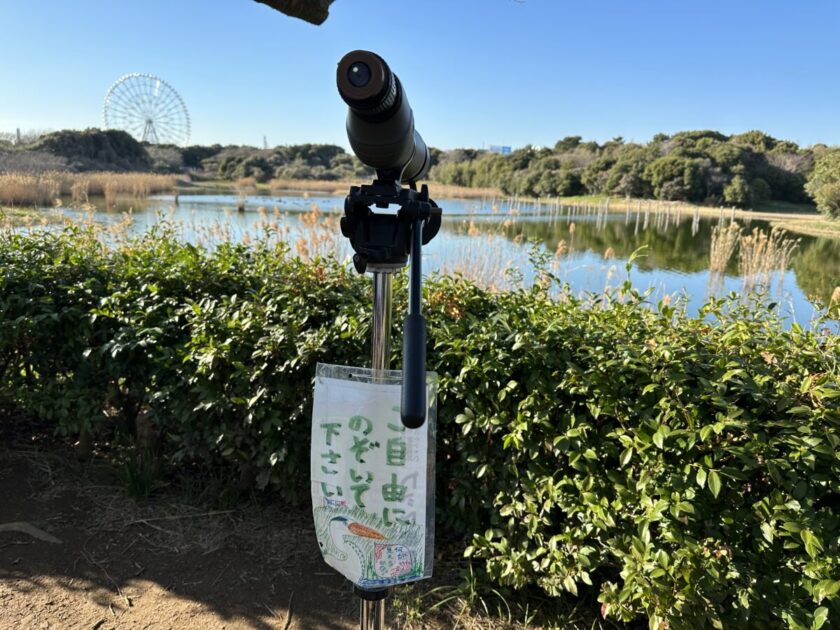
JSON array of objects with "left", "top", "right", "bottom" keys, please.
[
  {"left": 359, "top": 265, "right": 396, "bottom": 630},
  {"left": 371, "top": 269, "right": 393, "bottom": 373},
  {"left": 359, "top": 590, "right": 387, "bottom": 630}
]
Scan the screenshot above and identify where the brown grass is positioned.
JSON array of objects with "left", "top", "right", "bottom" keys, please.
[
  {"left": 267, "top": 178, "right": 501, "bottom": 199},
  {"left": 0, "top": 172, "right": 179, "bottom": 207},
  {"left": 738, "top": 226, "right": 800, "bottom": 293},
  {"left": 0, "top": 205, "right": 64, "bottom": 228},
  {"left": 267, "top": 178, "right": 349, "bottom": 195},
  {"left": 770, "top": 219, "right": 840, "bottom": 240},
  {"left": 709, "top": 222, "right": 741, "bottom": 273},
  {"left": 293, "top": 204, "right": 343, "bottom": 261},
  {"left": 707, "top": 222, "right": 800, "bottom": 293}
]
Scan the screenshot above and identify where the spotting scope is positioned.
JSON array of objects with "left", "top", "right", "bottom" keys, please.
[
  {"left": 336, "top": 50, "right": 441, "bottom": 431},
  {"left": 337, "top": 50, "right": 430, "bottom": 183}
]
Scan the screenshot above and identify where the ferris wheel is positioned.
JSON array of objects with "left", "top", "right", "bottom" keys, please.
[{"left": 103, "top": 73, "right": 191, "bottom": 146}]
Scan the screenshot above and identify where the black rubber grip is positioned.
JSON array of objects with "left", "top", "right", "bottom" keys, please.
[{"left": 401, "top": 313, "right": 427, "bottom": 429}]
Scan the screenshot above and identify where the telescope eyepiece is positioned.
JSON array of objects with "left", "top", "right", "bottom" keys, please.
[
  {"left": 338, "top": 50, "right": 430, "bottom": 183},
  {"left": 347, "top": 62, "right": 371, "bottom": 88},
  {"left": 337, "top": 51, "right": 398, "bottom": 121}
]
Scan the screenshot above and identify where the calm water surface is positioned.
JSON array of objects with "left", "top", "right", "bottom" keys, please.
[{"left": 50, "top": 191, "right": 839, "bottom": 325}]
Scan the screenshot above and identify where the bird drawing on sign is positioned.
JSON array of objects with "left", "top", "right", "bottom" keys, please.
[
  {"left": 320, "top": 516, "right": 384, "bottom": 560},
  {"left": 317, "top": 515, "right": 414, "bottom": 582}
]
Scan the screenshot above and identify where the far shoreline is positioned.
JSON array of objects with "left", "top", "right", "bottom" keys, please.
[
  {"left": 198, "top": 178, "right": 839, "bottom": 239},
  {"left": 3, "top": 174, "right": 838, "bottom": 240}
]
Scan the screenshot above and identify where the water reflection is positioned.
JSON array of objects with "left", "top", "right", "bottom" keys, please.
[{"left": 29, "top": 192, "right": 840, "bottom": 322}]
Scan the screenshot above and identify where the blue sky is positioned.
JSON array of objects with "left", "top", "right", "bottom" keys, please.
[{"left": 1, "top": 0, "right": 838, "bottom": 149}]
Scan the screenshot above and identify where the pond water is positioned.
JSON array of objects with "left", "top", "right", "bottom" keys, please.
[{"left": 48, "top": 190, "right": 840, "bottom": 325}]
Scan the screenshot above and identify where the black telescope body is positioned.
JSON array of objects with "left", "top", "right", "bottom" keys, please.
[{"left": 337, "top": 50, "right": 430, "bottom": 183}]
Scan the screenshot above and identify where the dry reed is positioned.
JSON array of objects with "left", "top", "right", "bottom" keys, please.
[
  {"left": 293, "top": 204, "right": 343, "bottom": 261},
  {"left": 0, "top": 172, "right": 178, "bottom": 207},
  {"left": 709, "top": 222, "right": 742, "bottom": 273},
  {"left": 738, "top": 226, "right": 800, "bottom": 292},
  {"left": 267, "top": 178, "right": 500, "bottom": 199}
]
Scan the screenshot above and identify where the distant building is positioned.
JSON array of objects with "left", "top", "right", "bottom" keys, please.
[{"left": 487, "top": 145, "right": 512, "bottom": 155}]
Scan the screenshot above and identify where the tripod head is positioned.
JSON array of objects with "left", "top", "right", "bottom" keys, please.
[
  {"left": 337, "top": 51, "right": 441, "bottom": 429},
  {"left": 340, "top": 180, "right": 440, "bottom": 274}
]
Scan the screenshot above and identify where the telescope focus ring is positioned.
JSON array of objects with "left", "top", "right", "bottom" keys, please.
[{"left": 358, "top": 74, "right": 397, "bottom": 119}]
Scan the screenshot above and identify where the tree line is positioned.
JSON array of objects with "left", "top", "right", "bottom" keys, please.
[
  {"left": 2, "top": 128, "right": 839, "bottom": 217},
  {"left": 432, "top": 130, "right": 840, "bottom": 217}
]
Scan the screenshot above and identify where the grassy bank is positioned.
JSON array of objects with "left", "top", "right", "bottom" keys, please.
[
  {"left": 0, "top": 205, "right": 65, "bottom": 227},
  {"left": 183, "top": 176, "right": 503, "bottom": 200},
  {"left": 519, "top": 194, "right": 839, "bottom": 239},
  {"left": 525, "top": 194, "right": 818, "bottom": 220},
  {"left": 770, "top": 218, "right": 840, "bottom": 239},
  {"left": 7, "top": 173, "right": 832, "bottom": 240},
  {"left": 200, "top": 178, "right": 832, "bottom": 232},
  {"left": 265, "top": 178, "right": 502, "bottom": 199}
]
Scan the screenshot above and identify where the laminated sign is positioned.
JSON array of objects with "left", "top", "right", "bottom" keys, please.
[{"left": 311, "top": 363, "right": 436, "bottom": 588}]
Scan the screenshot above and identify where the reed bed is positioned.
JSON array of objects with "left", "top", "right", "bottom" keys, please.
[
  {"left": 438, "top": 232, "right": 519, "bottom": 291},
  {"left": 707, "top": 221, "right": 801, "bottom": 295},
  {"left": 267, "top": 178, "right": 350, "bottom": 196},
  {"left": 738, "top": 226, "right": 800, "bottom": 293},
  {"left": 293, "top": 203, "right": 344, "bottom": 261},
  {"left": 0, "top": 172, "right": 179, "bottom": 207},
  {"left": 4, "top": 184, "right": 816, "bottom": 307},
  {"left": 267, "top": 178, "right": 500, "bottom": 199},
  {"left": 709, "top": 222, "right": 742, "bottom": 273},
  {"left": 0, "top": 206, "right": 61, "bottom": 229}
]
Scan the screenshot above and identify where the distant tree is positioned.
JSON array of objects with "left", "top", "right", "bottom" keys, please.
[
  {"left": 182, "top": 144, "right": 223, "bottom": 169},
  {"left": 707, "top": 143, "right": 747, "bottom": 170},
  {"left": 146, "top": 144, "right": 183, "bottom": 173},
  {"left": 805, "top": 149, "right": 840, "bottom": 218},
  {"left": 603, "top": 145, "right": 656, "bottom": 197},
  {"left": 810, "top": 182, "right": 840, "bottom": 218},
  {"left": 750, "top": 177, "right": 772, "bottom": 204},
  {"left": 437, "top": 148, "right": 482, "bottom": 165},
  {"left": 241, "top": 156, "right": 272, "bottom": 181},
  {"left": 731, "top": 130, "right": 778, "bottom": 152},
  {"left": 644, "top": 156, "right": 704, "bottom": 201},
  {"left": 554, "top": 136, "right": 582, "bottom": 152},
  {"left": 581, "top": 156, "right": 615, "bottom": 194},
  {"left": 724, "top": 175, "right": 751, "bottom": 207}
]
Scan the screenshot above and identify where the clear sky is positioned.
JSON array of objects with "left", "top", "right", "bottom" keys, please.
[{"left": 1, "top": 0, "right": 838, "bottom": 150}]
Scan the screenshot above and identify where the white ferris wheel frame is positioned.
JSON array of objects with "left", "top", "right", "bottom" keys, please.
[{"left": 103, "top": 73, "right": 191, "bottom": 146}]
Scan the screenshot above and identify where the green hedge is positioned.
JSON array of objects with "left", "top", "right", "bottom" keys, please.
[{"left": 1, "top": 227, "right": 838, "bottom": 629}]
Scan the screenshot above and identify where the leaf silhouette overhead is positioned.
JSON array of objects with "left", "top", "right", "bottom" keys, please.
[{"left": 254, "top": 0, "right": 335, "bottom": 24}]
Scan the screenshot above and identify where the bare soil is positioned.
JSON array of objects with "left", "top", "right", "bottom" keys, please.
[
  {"left": 0, "top": 410, "right": 607, "bottom": 630},
  {"left": 0, "top": 417, "right": 357, "bottom": 630}
]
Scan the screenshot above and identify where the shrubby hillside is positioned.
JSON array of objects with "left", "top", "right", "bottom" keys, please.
[
  {"left": 0, "top": 128, "right": 372, "bottom": 182},
  {"left": 0, "top": 129, "right": 151, "bottom": 173},
  {"left": 197, "top": 143, "right": 371, "bottom": 182},
  {"left": 431, "top": 130, "right": 830, "bottom": 210}
]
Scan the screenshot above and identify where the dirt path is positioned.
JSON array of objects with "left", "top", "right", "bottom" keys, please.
[{"left": 0, "top": 443, "right": 357, "bottom": 630}]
